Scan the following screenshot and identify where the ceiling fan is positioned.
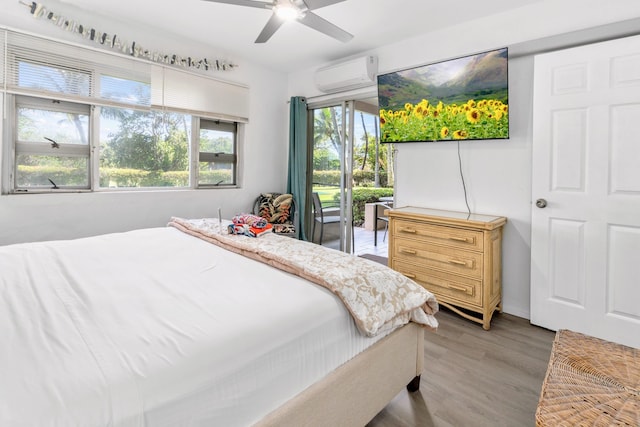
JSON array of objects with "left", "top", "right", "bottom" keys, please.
[{"left": 202, "top": 0, "right": 353, "bottom": 43}]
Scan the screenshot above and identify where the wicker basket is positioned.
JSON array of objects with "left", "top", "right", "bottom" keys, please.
[{"left": 536, "top": 329, "right": 639, "bottom": 426}]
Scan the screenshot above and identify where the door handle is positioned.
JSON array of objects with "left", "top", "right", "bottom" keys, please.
[{"left": 536, "top": 198, "right": 547, "bottom": 209}]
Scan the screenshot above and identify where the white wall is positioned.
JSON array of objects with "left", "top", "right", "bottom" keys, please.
[
  {"left": 287, "top": 1, "right": 640, "bottom": 318},
  {"left": 3, "top": 0, "right": 640, "bottom": 317},
  {"left": 393, "top": 57, "right": 535, "bottom": 318},
  {"left": 0, "top": 0, "right": 289, "bottom": 245}
]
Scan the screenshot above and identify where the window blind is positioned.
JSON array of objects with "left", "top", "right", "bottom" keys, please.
[
  {"left": 4, "top": 30, "right": 151, "bottom": 108},
  {"left": 0, "top": 30, "right": 5, "bottom": 87},
  {"left": 2, "top": 28, "right": 248, "bottom": 121},
  {"left": 151, "top": 66, "right": 249, "bottom": 123}
]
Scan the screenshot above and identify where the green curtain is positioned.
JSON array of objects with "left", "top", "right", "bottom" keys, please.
[{"left": 287, "top": 96, "right": 308, "bottom": 241}]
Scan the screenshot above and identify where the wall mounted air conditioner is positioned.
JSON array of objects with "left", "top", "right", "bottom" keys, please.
[{"left": 314, "top": 55, "right": 378, "bottom": 93}]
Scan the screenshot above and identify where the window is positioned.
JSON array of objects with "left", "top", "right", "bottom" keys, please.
[
  {"left": 198, "top": 119, "right": 237, "bottom": 187},
  {"left": 2, "top": 28, "right": 247, "bottom": 194},
  {"left": 14, "top": 96, "right": 90, "bottom": 190},
  {"left": 99, "top": 108, "right": 191, "bottom": 188},
  {"left": 9, "top": 94, "right": 240, "bottom": 192}
]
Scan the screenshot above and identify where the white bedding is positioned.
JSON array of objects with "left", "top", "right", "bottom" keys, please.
[{"left": 0, "top": 227, "right": 393, "bottom": 426}]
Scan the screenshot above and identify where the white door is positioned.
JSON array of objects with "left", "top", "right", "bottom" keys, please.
[{"left": 530, "top": 34, "right": 640, "bottom": 348}]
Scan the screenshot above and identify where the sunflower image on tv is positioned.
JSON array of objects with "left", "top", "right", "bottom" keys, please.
[{"left": 377, "top": 48, "right": 509, "bottom": 143}]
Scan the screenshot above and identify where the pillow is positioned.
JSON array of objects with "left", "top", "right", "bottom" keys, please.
[{"left": 257, "top": 193, "right": 293, "bottom": 224}]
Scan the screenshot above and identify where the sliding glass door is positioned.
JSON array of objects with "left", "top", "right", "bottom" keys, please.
[
  {"left": 309, "top": 99, "right": 384, "bottom": 253},
  {"left": 309, "top": 101, "right": 352, "bottom": 252}
]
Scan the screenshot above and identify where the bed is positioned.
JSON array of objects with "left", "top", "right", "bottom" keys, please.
[{"left": 0, "top": 217, "right": 438, "bottom": 426}]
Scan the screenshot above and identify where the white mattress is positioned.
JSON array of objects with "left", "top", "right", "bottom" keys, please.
[{"left": 0, "top": 227, "right": 389, "bottom": 426}]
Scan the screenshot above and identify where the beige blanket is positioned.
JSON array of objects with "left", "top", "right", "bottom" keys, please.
[{"left": 168, "top": 217, "right": 438, "bottom": 336}]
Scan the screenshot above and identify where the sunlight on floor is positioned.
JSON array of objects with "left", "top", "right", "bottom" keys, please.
[{"left": 317, "top": 226, "right": 388, "bottom": 258}]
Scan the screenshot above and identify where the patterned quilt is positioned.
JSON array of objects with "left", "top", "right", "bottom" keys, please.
[{"left": 168, "top": 217, "right": 438, "bottom": 337}]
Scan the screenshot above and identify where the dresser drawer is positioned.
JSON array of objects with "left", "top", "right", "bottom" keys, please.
[
  {"left": 388, "top": 207, "right": 506, "bottom": 330},
  {"left": 393, "top": 238, "right": 483, "bottom": 279},
  {"left": 393, "top": 260, "right": 482, "bottom": 306},
  {"left": 392, "top": 219, "right": 483, "bottom": 251}
]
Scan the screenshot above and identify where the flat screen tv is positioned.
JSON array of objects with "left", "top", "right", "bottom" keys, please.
[{"left": 377, "top": 47, "right": 509, "bottom": 143}]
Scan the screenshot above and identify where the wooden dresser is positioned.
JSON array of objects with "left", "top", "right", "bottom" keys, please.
[{"left": 387, "top": 207, "right": 507, "bottom": 330}]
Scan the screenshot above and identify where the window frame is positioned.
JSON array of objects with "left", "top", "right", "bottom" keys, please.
[
  {"left": 96, "top": 106, "right": 193, "bottom": 190},
  {"left": 4, "top": 94, "right": 243, "bottom": 194},
  {"left": 13, "top": 95, "right": 92, "bottom": 192},
  {"left": 2, "top": 28, "right": 246, "bottom": 194},
  {"left": 197, "top": 118, "right": 239, "bottom": 188}
]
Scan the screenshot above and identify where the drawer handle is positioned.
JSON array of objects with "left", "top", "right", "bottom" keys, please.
[
  {"left": 400, "top": 227, "right": 417, "bottom": 234},
  {"left": 447, "top": 283, "right": 472, "bottom": 295},
  {"left": 403, "top": 273, "right": 417, "bottom": 279},
  {"left": 400, "top": 248, "right": 417, "bottom": 255},
  {"left": 448, "top": 258, "right": 468, "bottom": 266},
  {"left": 449, "top": 236, "right": 473, "bottom": 243}
]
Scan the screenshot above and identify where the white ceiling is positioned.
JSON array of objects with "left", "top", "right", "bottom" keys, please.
[{"left": 54, "top": 0, "right": 544, "bottom": 72}]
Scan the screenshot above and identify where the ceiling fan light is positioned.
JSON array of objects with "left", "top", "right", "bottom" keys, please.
[{"left": 274, "top": 3, "right": 299, "bottom": 21}]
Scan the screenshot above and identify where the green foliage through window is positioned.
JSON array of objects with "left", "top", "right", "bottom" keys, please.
[{"left": 99, "top": 108, "right": 190, "bottom": 188}]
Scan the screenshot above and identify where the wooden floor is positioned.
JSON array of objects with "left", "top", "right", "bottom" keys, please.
[
  {"left": 367, "top": 308, "right": 556, "bottom": 427},
  {"left": 321, "top": 227, "right": 556, "bottom": 426}
]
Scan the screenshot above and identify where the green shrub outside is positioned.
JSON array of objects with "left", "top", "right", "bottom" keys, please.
[
  {"left": 19, "top": 166, "right": 390, "bottom": 226},
  {"left": 349, "top": 187, "right": 394, "bottom": 226},
  {"left": 313, "top": 170, "right": 389, "bottom": 188},
  {"left": 17, "top": 165, "right": 88, "bottom": 186},
  {"left": 315, "top": 186, "right": 393, "bottom": 227},
  {"left": 100, "top": 168, "right": 152, "bottom": 187},
  {"left": 99, "top": 168, "right": 189, "bottom": 187},
  {"left": 198, "top": 170, "right": 233, "bottom": 186},
  {"left": 353, "top": 170, "right": 388, "bottom": 188},
  {"left": 19, "top": 166, "right": 232, "bottom": 188},
  {"left": 100, "top": 169, "right": 231, "bottom": 187},
  {"left": 312, "top": 170, "right": 341, "bottom": 187}
]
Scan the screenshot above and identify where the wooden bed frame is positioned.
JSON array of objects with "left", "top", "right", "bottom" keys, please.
[{"left": 256, "top": 322, "right": 425, "bottom": 427}]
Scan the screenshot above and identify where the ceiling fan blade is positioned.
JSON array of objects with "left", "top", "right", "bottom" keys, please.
[
  {"left": 298, "top": 11, "right": 353, "bottom": 42},
  {"left": 201, "top": 0, "right": 272, "bottom": 9},
  {"left": 255, "top": 13, "right": 285, "bottom": 43},
  {"left": 301, "top": 0, "right": 347, "bottom": 10}
]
